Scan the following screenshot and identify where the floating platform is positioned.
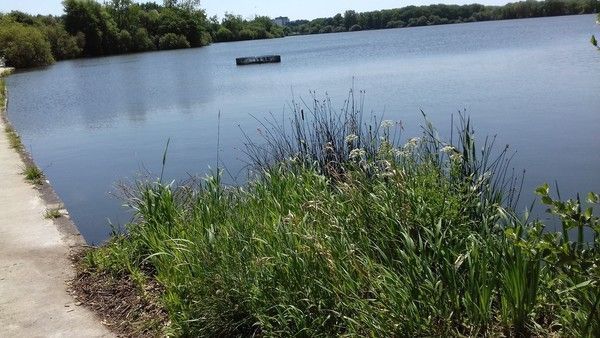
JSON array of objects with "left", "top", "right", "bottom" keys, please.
[{"left": 236, "top": 55, "right": 281, "bottom": 66}]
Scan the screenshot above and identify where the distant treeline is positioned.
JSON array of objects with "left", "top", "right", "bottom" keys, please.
[
  {"left": 0, "top": 0, "right": 284, "bottom": 68},
  {"left": 0, "top": 0, "right": 598, "bottom": 68},
  {"left": 287, "top": 0, "right": 599, "bottom": 34}
]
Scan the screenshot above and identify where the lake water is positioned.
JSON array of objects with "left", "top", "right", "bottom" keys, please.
[{"left": 6, "top": 15, "right": 600, "bottom": 244}]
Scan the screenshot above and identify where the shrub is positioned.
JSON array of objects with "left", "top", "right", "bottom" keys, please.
[
  {"left": 0, "top": 21, "right": 54, "bottom": 68},
  {"left": 349, "top": 24, "right": 362, "bottom": 31},
  {"left": 158, "top": 33, "right": 190, "bottom": 50},
  {"left": 215, "top": 27, "right": 233, "bottom": 41},
  {"left": 44, "top": 24, "right": 82, "bottom": 60},
  {"left": 238, "top": 29, "right": 256, "bottom": 40},
  {"left": 386, "top": 20, "right": 405, "bottom": 28},
  {"left": 319, "top": 25, "right": 333, "bottom": 33},
  {"left": 117, "top": 29, "right": 133, "bottom": 53},
  {"left": 132, "top": 28, "right": 155, "bottom": 52}
]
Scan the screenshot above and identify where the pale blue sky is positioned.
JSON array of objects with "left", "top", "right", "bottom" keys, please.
[{"left": 0, "top": 0, "right": 507, "bottom": 20}]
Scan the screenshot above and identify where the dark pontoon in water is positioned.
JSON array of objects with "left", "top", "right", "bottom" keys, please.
[{"left": 236, "top": 55, "right": 281, "bottom": 66}]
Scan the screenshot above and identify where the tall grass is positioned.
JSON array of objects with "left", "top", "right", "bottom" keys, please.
[
  {"left": 0, "top": 77, "right": 5, "bottom": 105},
  {"left": 85, "top": 92, "right": 599, "bottom": 337},
  {"left": 22, "top": 163, "right": 43, "bottom": 185}
]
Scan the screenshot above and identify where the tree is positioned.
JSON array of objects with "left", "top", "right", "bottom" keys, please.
[
  {"left": 116, "top": 29, "right": 133, "bottom": 53},
  {"left": 158, "top": 32, "right": 190, "bottom": 49},
  {"left": 215, "top": 27, "right": 233, "bottom": 41},
  {"left": 132, "top": 28, "right": 155, "bottom": 51},
  {"left": 108, "top": 0, "right": 133, "bottom": 28},
  {"left": 63, "top": 0, "right": 108, "bottom": 55},
  {"left": 319, "top": 25, "right": 333, "bottom": 33},
  {"left": 164, "top": 0, "right": 201, "bottom": 11},
  {"left": 349, "top": 24, "right": 362, "bottom": 31},
  {"left": 44, "top": 24, "right": 82, "bottom": 59},
  {"left": 343, "top": 10, "right": 358, "bottom": 30},
  {"left": 0, "top": 21, "right": 54, "bottom": 68}
]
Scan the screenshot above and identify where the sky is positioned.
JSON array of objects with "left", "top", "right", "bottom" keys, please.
[{"left": 0, "top": 0, "right": 507, "bottom": 20}]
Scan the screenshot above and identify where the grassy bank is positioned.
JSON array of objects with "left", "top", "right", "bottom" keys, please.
[{"left": 81, "top": 94, "right": 599, "bottom": 336}]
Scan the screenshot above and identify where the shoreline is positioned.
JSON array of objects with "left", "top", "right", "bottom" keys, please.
[
  {"left": 1, "top": 67, "right": 86, "bottom": 245},
  {"left": 0, "top": 70, "right": 113, "bottom": 336}
]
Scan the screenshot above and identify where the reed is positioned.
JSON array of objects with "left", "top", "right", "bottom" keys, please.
[{"left": 84, "top": 92, "right": 599, "bottom": 337}]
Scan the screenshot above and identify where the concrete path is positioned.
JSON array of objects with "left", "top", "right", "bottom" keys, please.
[{"left": 0, "top": 86, "right": 113, "bottom": 336}]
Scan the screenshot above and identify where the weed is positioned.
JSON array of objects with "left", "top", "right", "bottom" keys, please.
[
  {"left": 44, "top": 208, "right": 62, "bottom": 219},
  {"left": 4, "top": 126, "right": 23, "bottom": 150},
  {"left": 22, "top": 164, "right": 43, "bottom": 185}
]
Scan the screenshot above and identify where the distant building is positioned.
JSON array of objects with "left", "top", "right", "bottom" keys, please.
[{"left": 272, "top": 16, "right": 290, "bottom": 27}]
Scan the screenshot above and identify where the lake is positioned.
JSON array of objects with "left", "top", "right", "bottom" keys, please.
[{"left": 6, "top": 15, "right": 600, "bottom": 244}]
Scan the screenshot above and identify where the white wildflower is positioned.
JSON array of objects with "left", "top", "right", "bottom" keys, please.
[
  {"left": 440, "top": 145, "right": 457, "bottom": 154},
  {"left": 450, "top": 152, "right": 463, "bottom": 161},
  {"left": 408, "top": 137, "right": 421, "bottom": 144},
  {"left": 403, "top": 137, "right": 421, "bottom": 150},
  {"left": 381, "top": 120, "right": 395, "bottom": 129},
  {"left": 393, "top": 148, "right": 408, "bottom": 157},
  {"left": 345, "top": 134, "right": 359, "bottom": 143},
  {"left": 349, "top": 148, "right": 366, "bottom": 159}
]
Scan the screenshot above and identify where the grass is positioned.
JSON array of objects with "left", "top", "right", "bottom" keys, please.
[
  {"left": 2, "top": 73, "right": 24, "bottom": 151},
  {"left": 0, "top": 77, "right": 5, "bottom": 104},
  {"left": 22, "top": 164, "right": 43, "bottom": 185},
  {"left": 5, "top": 125, "right": 23, "bottom": 150},
  {"left": 82, "top": 92, "right": 599, "bottom": 337},
  {"left": 44, "top": 208, "right": 62, "bottom": 219}
]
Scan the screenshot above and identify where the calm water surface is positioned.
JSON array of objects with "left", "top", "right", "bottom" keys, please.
[{"left": 6, "top": 15, "right": 600, "bottom": 244}]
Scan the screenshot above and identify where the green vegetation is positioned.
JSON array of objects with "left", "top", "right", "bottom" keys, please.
[
  {"left": 22, "top": 164, "right": 43, "bottom": 185},
  {"left": 593, "top": 14, "right": 599, "bottom": 49},
  {"left": 287, "top": 0, "right": 600, "bottom": 34},
  {"left": 0, "top": 20, "right": 54, "bottom": 68},
  {"left": 83, "top": 94, "right": 599, "bottom": 336},
  {"left": 4, "top": 126, "right": 22, "bottom": 151},
  {"left": 1, "top": 75, "right": 23, "bottom": 151},
  {"left": 0, "top": 0, "right": 282, "bottom": 68},
  {"left": 44, "top": 208, "right": 62, "bottom": 219},
  {"left": 0, "top": 75, "right": 5, "bottom": 105},
  {"left": 208, "top": 14, "right": 285, "bottom": 41}
]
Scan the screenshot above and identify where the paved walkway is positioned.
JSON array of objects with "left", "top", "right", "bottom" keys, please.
[{"left": 0, "top": 79, "right": 113, "bottom": 337}]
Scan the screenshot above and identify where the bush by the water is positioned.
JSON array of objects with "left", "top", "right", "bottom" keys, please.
[
  {"left": 158, "top": 33, "right": 190, "bottom": 50},
  {"left": 84, "top": 93, "right": 600, "bottom": 336},
  {"left": 0, "top": 20, "right": 54, "bottom": 68}
]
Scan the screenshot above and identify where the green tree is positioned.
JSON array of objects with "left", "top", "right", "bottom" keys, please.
[
  {"left": 116, "top": 29, "right": 132, "bottom": 53},
  {"left": 44, "top": 24, "right": 82, "bottom": 59},
  {"left": 319, "top": 25, "right": 333, "bottom": 33},
  {"left": 132, "top": 28, "right": 155, "bottom": 51},
  {"left": 349, "top": 24, "right": 362, "bottom": 31},
  {"left": 215, "top": 27, "right": 233, "bottom": 41},
  {"left": 343, "top": 10, "right": 358, "bottom": 30},
  {"left": 63, "top": 0, "right": 109, "bottom": 55},
  {"left": 0, "top": 21, "right": 54, "bottom": 68},
  {"left": 158, "top": 32, "right": 190, "bottom": 49}
]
